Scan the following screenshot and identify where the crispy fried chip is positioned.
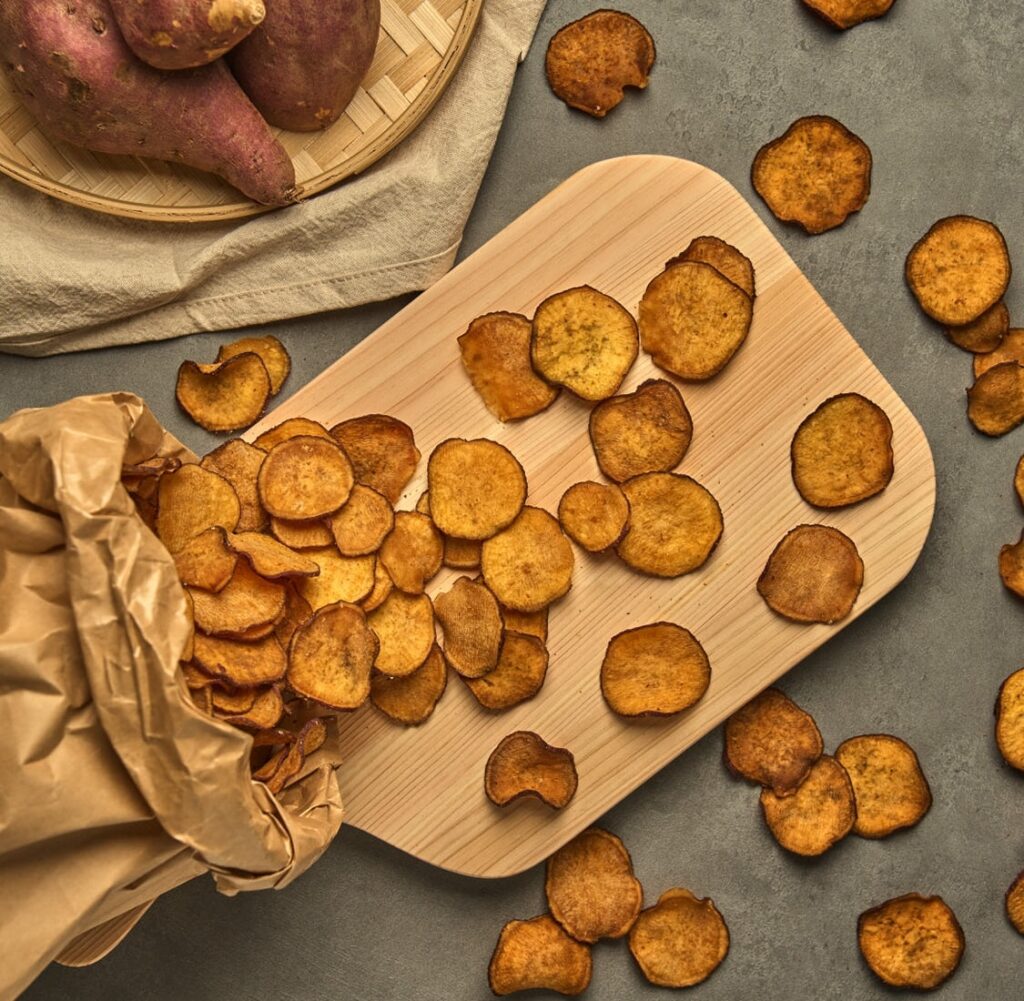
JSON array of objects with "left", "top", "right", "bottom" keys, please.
[
  {"left": 193, "top": 633, "right": 287, "bottom": 687},
  {"left": 545, "top": 828, "right": 643, "bottom": 943},
  {"left": 667, "top": 236, "right": 756, "bottom": 298},
  {"left": 589, "top": 379, "right": 693, "bottom": 482},
  {"left": 906, "top": 215, "right": 1011, "bottom": 326},
  {"left": 835, "top": 734, "right": 932, "bottom": 838},
  {"left": 791, "top": 393, "right": 894, "bottom": 508},
  {"left": 601, "top": 622, "right": 711, "bottom": 717},
  {"left": 190, "top": 561, "right": 286, "bottom": 636},
  {"left": 967, "top": 361, "right": 1024, "bottom": 436},
  {"left": 370, "top": 645, "right": 447, "bottom": 725},
  {"left": 211, "top": 686, "right": 257, "bottom": 715},
  {"left": 427, "top": 438, "right": 527, "bottom": 541},
  {"left": 176, "top": 353, "right": 271, "bottom": 432},
  {"left": 180, "top": 660, "right": 214, "bottom": 689},
  {"left": 329, "top": 414, "right": 420, "bottom": 504},
  {"left": 752, "top": 116, "right": 872, "bottom": 234},
  {"left": 378, "top": 511, "right": 443, "bottom": 594},
  {"left": 617, "top": 473, "right": 723, "bottom": 577},
  {"left": 946, "top": 300, "right": 1009, "bottom": 353},
  {"left": 444, "top": 536, "right": 482, "bottom": 570},
  {"left": 415, "top": 491, "right": 431, "bottom": 515},
  {"left": 173, "top": 527, "right": 238, "bottom": 592},
  {"left": 484, "top": 730, "right": 578, "bottom": 808},
  {"left": 228, "top": 620, "right": 279, "bottom": 641},
  {"left": 458, "top": 312, "right": 560, "bottom": 421},
  {"left": 858, "top": 894, "right": 964, "bottom": 990},
  {"left": 219, "top": 685, "right": 284, "bottom": 730},
  {"left": 226, "top": 532, "right": 320, "bottom": 579},
  {"left": 190, "top": 685, "right": 214, "bottom": 714},
  {"left": 501, "top": 605, "right": 548, "bottom": 642},
  {"left": 433, "top": 576, "right": 502, "bottom": 678},
  {"left": 757, "top": 524, "right": 864, "bottom": 624},
  {"left": 488, "top": 915, "right": 592, "bottom": 997},
  {"left": 217, "top": 335, "right": 291, "bottom": 395},
  {"left": 531, "top": 286, "right": 638, "bottom": 400},
  {"left": 287, "top": 602, "right": 377, "bottom": 709},
  {"left": 360, "top": 561, "right": 394, "bottom": 613},
  {"left": 253, "top": 417, "right": 334, "bottom": 451},
  {"left": 257, "top": 435, "right": 353, "bottom": 520},
  {"left": 802, "top": 0, "right": 895, "bottom": 28},
  {"left": 974, "top": 328, "right": 1024, "bottom": 378},
  {"left": 200, "top": 439, "right": 268, "bottom": 532},
  {"left": 760, "top": 754, "right": 856, "bottom": 856},
  {"left": 298, "top": 548, "right": 376, "bottom": 609},
  {"left": 275, "top": 584, "right": 313, "bottom": 648},
  {"left": 724, "top": 687, "right": 824, "bottom": 796},
  {"left": 1007, "top": 872, "right": 1024, "bottom": 936},
  {"left": 995, "top": 667, "right": 1024, "bottom": 771},
  {"left": 270, "top": 516, "right": 333, "bottom": 549},
  {"left": 327, "top": 484, "right": 394, "bottom": 556},
  {"left": 544, "top": 9, "right": 655, "bottom": 118},
  {"left": 464, "top": 632, "right": 548, "bottom": 710},
  {"left": 558, "top": 481, "right": 630, "bottom": 552},
  {"left": 367, "top": 590, "right": 435, "bottom": 677},
  {"left": 1017, "top": 455, "right": 1024, "bottom": 508},
  {"left": 156, "top": 464, "right": 241, "bottom": 554},
  {"left": 629, "top": 888, "right": 730, "bottom": 988},
  {"left": 481, "top": 507, "right": 575, "bottom": 612}
]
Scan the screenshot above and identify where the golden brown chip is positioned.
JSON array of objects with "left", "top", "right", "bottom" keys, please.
[
  {"left": 378, "top": 511, "right": 443, "bottom": 594},
  {"left": 270, "top": 516, "right": 333, "bottom": 549},
  {"left": 156, "top": 463, "right": 241, "bottom": 554},
  {"left": 253, "top": 417, "right": 334, "bottom": 451},
  {"left": 257, "top": 435, "right": 353, "bottom": 520},
  {"left": 628, "top": 888, "right": 730, "bottom": 988},
  {"left": 531, "top": 286, "right": 639, "bottom": 400},
  {"left": 545, "top": 828, "right": 643, "bottom": 943},
  {"left": 464, "top": 632, "right": 548, "bottom": 710},
  {"left": 250, "top": 727, "right": 294, "bottom": 748},
  {"left": 501, "top": 605, "right": 548, "bottom": 642},
  {"left": 190, "top": 561, "right": 286, "bottom": 636},
  {"left": 601, "top": 622, "right": 711, "bottom": 718},
  {"left": 967, "top": 361, "right": 1024, "bottom": 436},
  {"left": 200, "top": 439, "right": 268, "bottom": 532},
  {"left": 216, "top": 335, "right": 291, "bottom": 395},
  {"left": 458, "top": 312, "right": 560, "bottom": 421},
  {"left": 370, "top": 645, "right": 447, "bottom": 725},
  {"left": 227, "top": 619, "right": 279, "bottom": 641},
  {"left": 173, "top": 527, "right": 238, "bottom": 592},
  {"left": 481, "top": 507, "right": 575, "bottom": 612},
  {"left": 193, "top": 633, "right": 288, "bottom": 687},
  {"left": 219, "top": 685, "right": 285, "bottom": 730},
  {"left": 1017, "top": 455, "right": 1024, "bottom": 508},
  {"left": 995, "top": 667, "right": 1024, "bottom": 772},
  {"left": 359, "top": 561, "right": 394, "bottom": 613},
  {"left": 757, "top": 524, "right": 864, "bottom": 624},
  {"left": 327, "top": 484, "right": 394, "bottom": 556},
  {"left": 484, "top": 730, "right": 578, "bottom": 808},
  {"left": 760, "top": 755, "right": 856, "bottom": 856},
  {"left": 558, "top": 481, "right": 630, "bottom": 552},
  {"left": 415, "top": 491, "right": 431, "bottom": 515},
  {"left": 274, "top": 584, "right": 313, "bottom": 648},
  {"left": 175, "top": 353, "right": 271, "bottom": 432},
  {"left": 1007, "top": 871, "right": 1024, "bottom": 936},
  {"left": 433, "top": 576, "right": 502, "bottom": 678},
  {"left": 974, "top": 328, "right": 1024, "bottom": 378},
  {"left": 946, "top": 300, "right": 1009, "bottom": 353},
  {"left": 858, "top": 894, "right": 964, "bottom": 990},
  {"left": 617, "top": 473, "right": 723, "bottom": 577},
  {"left": 444, "top": 536, "right": 482, "bottom": 570},
  {"left": 801, "top": 0, "right": 895, "bottom": 29},
  {"left": 180, "top": 660, "right": 214, "bottom": 689},
  {"left": 211, "top": 686, "right": 257, "bottom": 715},
  {"left": 226, "top": 532, "right": 320, "bottom": 579},
  {"left": 667, "top": 236, "right": 756, "bottom": 298},
  {"left": 329, "top": 414, "right": 420, "bottom": 504},
  {"left": 752, "top": 116, "right": 872, "bottom": 234},
  {"left": 544, "top": 9, "right": 655, "bottom": 118},
  {"left": 488, "top": 915, "right": 592, "bottom": 997},
  {"left": 297, "top": 717, "right": 329, "bottom": 756},
  {"left": 259, "top": 744, "right": 303, "bottom": 794},
  {"left": 297, "top": 547, "right": 376, "bottom": 609},
  {"left": 367, "top": 590, "right": 435, "bottom": 677},
  {"left": 906, "top": 215, "right": 1011, "bottom": 326},
  {"left": 287, "top": 602, "right": 377, "bottom": 710}
]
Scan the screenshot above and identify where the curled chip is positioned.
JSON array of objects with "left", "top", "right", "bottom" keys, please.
[
  {"left": 1007, "top": 871, "right": 1024, "bottom": 936},
  {"left": 329, "top": 414, "right": 420, "bottom": 504},
  {"left": 531, "top": 286, "right": 639, "bottom": 400},
  {"left": 253, "top": 417, "right": 334, "bottom": 451},
  {"left": 484, "top": 730, "right": 578, "bottom": 808},
  {"left": 946, "top": 300, "right": 1009, "bottom": 353},
  {"left": 275, "top": 585, "right": 313, "bottom": 648},
  {"left": 558, "top": 481, "right": 630, "bottom": 552},
  {"left": 368, "top": 590, "right": 435, "bottom": 677},
  {"left": 427, "top": 438, "right": 527, "bottom": 540},
  {"left": 415, "top": 491, "right": 431, "bottom": 515},
  {"left": 176, "top": 353, "right": 271, "bottom": 432},
  {"left": 1004, "top": 534, "right": 1024, "bottom": 599},
  {"left": 370, "top": 645, "right": 447, "bottom": 725},
  {"left": 173, "top": 527, "right": 238, "bottom": 592},
  {"left": 544, "top": 9, "right": 655, "bottom": 119},
  {"left": 271, "top": 516, "right": 333, "bottom": 550},
  {"left": 444, "top": 536, "right": 482, "bottom": 570},
  {"left": 601, "top": 622, "right": 711, "bottom": 718},
  {"left": 967, "top": 361, "right": 1024, "bottom": 436},
  {"left": 201, "top": 439, "right": 268, "bottom": 532},
  {"left": 488, "top": 915, "right": 592, "bottom": 997},
  {"left": 835, "top": 734, "right": 932, "bottom": 838},
  {"left": 360, "top": 561, "right": 394, "bottom": 613},
  {"left": 226, "top": 532, "right": 319, "bottom": 579},
  {"left": 629, "top": 889, "right": 730, "bottom": 988},
  {"left": 298, "top": 548, "right": 376, "bottom": 609},
  {"left": 501, "top": 605, "right": 548, "bottom": 642},
  {"left": 791, "top": 393, "right": 894, "bottom": 508},
  {"left": 545, "top": 828, "right": 643, "bottom": 943},
  {"left": 216, "top": 335, "right": 291, "bottom": 395},
  {"left": 667, "top": 236, "right": 755, "bottom": 298},
  {"left": 433, "top": 576, "right": 502, "bottom": 678},
  {"left": 257, "top": 435, "right": 353, "bottom": 520},
  {"left": 752, "top": 116, "right": 872, "bottom": 234},
  {"left": 256, "top": 718, "right": 328, "bottom": 794},
  {"left": 589, "top": 379, "right": 692, "bottom": 483},
  {"left": 287, "top": 602, "right": 377, "bottom": 710},
  {"left": 378, "top": 512, "right": 443, "bottom": 594},
  {"left": 482, "top": 507, "right": 575, "bottom": 612},
  {"left": 858, "top": 894, "right": 964, "bottom": 990},
  {"left": 757, "top": 524, "right": 864, "bottom": 624},
  {"left": 190, "top": 562, "right": 286, "bottom": 636},
  {"left": 995, "top": 667, "right": 1024, "bottom": 771},
  {"left": 724, "top": 687, "right": 824, "bottom": 796},
  {"left": 617, "top": 473, "right": 723, "bottom": 577},
  {"left": 193, "top": 633, "right": 287, "bottom": 687},
  {"left": 760, "top": 755, "right": 856, "bottom": 856},
  {"left": 458, "top": 312, "right": 559, "bottom": 421},
  {"left": 801, "top": 0, "right": 895, "bottom": 29},
  {"left": 157, "top": 463, "right": 240, "bottom": 554},
  {"left": 218, "top": 685, "right": 285, "bottom": 730},
  {"left": 906, "top": 216, "right": 1011, "bottom": 326},
  {"left": 974, "top": 328, "right": 1024, "bottom": 378},
  {"left": 464, "top": 632, "right": 548, "bottom": 710},
  {"left": 328, "top": 485, "right": 394, "bottom": 556}
]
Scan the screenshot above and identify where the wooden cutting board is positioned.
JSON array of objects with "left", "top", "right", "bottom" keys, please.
[{"left": 248, "top": 155, "right": 935, "bottom": 879}]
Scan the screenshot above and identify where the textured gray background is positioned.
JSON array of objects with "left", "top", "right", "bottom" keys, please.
[{"left": 5, "top": 0, "right": 1024, "bottom": 997}]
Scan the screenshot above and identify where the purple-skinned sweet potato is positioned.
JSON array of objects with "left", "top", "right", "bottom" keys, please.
[
  {"left": 0, "top": 0, "right": 296, "bottom": 205},
  {"left": 230, "top": 0, "right": 381, "bottom": 132}
]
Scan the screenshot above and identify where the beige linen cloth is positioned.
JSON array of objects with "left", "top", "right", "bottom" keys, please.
[{"left": 0, "top": 0, "right": 547, "bottom": 357}]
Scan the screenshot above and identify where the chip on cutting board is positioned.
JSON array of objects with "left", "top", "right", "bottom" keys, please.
[
  {"left": 501, "top": 605, "right": 548, "bottom": 642},
  {"left": 216, "top": 335, "right": 291, "bottom": 395},
  {"left": 558, "top": 481, "right": 630, "bottom": 552},
  {"left": 801, "top": 0, "right": 896, "bottom": 30},
  {"left": 176, "top": 353, "right": 272, "bottom": 432},
  {"left": 378, "top": 511, "right": 443, "bottom": 594},
  {"left": 200, "top": 439, "right": 268, "bottom": 532},
  {"left": 485, "top": 731, "right": 578, "bottom": 808},
  {"left": 370, "top": 645, "right": 447, "bottom": 726},
  {"left": 666, "top": 236, "right": 756, "bottom": 298},
  {"left": 995, "top": 667, "right": 1024, "bottom": 771},
  {"left": 1006, "top": 871, "right": 1024, "bottom": 935},
  {"left": 190, "top": 561, "right": 286, "bottom": 636},
  {"left": 464, "top": 632, "right": 548, "bottom": 710},
  {"left": 298, "top": 548, "right": 376, "bottom": 609},
  {"left": 946, "top": 300, "right": 1009, "bottom": 353},
  {"left": 967, "top": 362, "right": 1024, "bottom": 436},
  {"left": 173, "top": 527, "right": 238, "bottom": 592},
  {"left": 193, "top": 633, "right": 288, "bottom": 687},
  {"left": 433, "top": 576, "right": 502, "bottom": 678},
  {"left": 327, "top": 485, "right": 394, "bottom": 557},
  {"left": 225, "top": 532, "right": 320, "bottom": 579},
  {"left": 488, "top": 915, "right": 592, "bottom": 997},
  {"left": 253, "top": 417, "right": 334, "bottom": 451},
  {"left": 157, "top": 463, "right": 241, "bottom": 554},
  {"left": 974, "top": 328, "right": 1024, "bottom": 378},
  {"left": 257, "top": 435, "right": 353, "bottom": 520},
  {"left": 368, "top": 590, "right": 436, "bottom": 677},
  {"left": 329, "top": 415, "right": 420, "bottom": 504}
]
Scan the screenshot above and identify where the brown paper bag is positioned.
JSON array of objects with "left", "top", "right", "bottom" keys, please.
[{"left": 0, "top": 393, "right": 344, "bottom": 999}]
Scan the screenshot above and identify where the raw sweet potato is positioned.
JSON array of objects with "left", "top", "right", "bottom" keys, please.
[
  {"left": 0, "top": 0, "right": 296, "bottom": 205},
  {"left": 230, "top": 0, "right": 381, "bottom": 131}
]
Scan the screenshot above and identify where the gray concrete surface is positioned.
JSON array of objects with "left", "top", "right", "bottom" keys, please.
[{"left": 5, "top": 0, "right": 1024, "bottom": 997}]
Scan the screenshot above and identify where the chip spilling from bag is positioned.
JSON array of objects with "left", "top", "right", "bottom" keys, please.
[
  {"left": 378, "top": 511, "right": 443, "bottom": 594},
  {"left": 488, "top": 915, "right": 592, "bottom": 997},
  {"left": 226, "top": 531, "right": 320, "bottom": 580},
  {"left": 257, "top": 435, "right": 354, "bottom": 520},
  {"left": 801, "top": 0, "right": 896, "bottom": 30},
  {"left": 995, "top": 667, "right": 1024, "bottom": 771},
  {"left": 967, "top": 361, "right": 1024, "bottom": 437},
  {"left": 433, "top": 575, "right": 502, "bottom": 678},
  {"left": 484, "top": 731, "right": 578, "bottom": 808},
  {"left": 173, "top": 527, "right": 238, "bottom": 592},
  {"left": 368, "top": 590, "right": 436, "bottom": 677},
  {"left": 370, "top": 645, "right": 447, "bottom": 726},
  {"left": 192, "top": 633, "right": 288, "bottom": 687},
  {"left": 200, "top": 438, "right": 268, "bottom": 532},
  {"left": 157, "top": 463, "right": 241, "bottom": 554},
  {"left": 329, "top": 414, "right": 420, "bottom": 505},
  {"left": 463, "top": 632, "right": 548, "bottom": 710},
  {"left": 558, "top": 481, "right": 630, "bottom": 552},
  {"left": 946, "top": 300, "right": 1009, "bottom": 354},
  {"left": 190, "top": 560, "right": 286, "bottom": 636},
  {"left": 667, "top": 236, "right": 756, "bottom": 298},
  {"left": 176, "top": 352, "right": 272, "bottom": 432},
  {"left": 216, "top": 335, "right": 291, "bottom": 396}
]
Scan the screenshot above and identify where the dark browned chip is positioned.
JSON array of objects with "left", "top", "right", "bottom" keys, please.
[
  {"left": 484, "top": 730, "right": 578, "bottom": 808},
  {"left": 329, "top": 414, "right": 420, "bottom": 504}
]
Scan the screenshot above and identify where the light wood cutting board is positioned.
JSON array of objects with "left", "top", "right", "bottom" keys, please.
[{"left": 248, "top": 155, "right": 936, "bottom": 879}]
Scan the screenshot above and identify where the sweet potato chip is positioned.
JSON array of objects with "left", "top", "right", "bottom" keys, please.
[
  {"left": 190, "top": 561, "right": 286, "bottom": 636},
  {"left": 217, "top": 335, "right": 291, "bottom": 395},
  {"left": 370, "top": 645, "right": 447, "bottom": 725},
  {"left": 752, "top": 116, "right": 872, "bottom": 234},
  {"left": 760, "top": 755, "right": 856, "bottom": 856},
  {"left": 200, "top": 439, "right": 268, "bottom": 532},
  {"left": 464, "top": 632, "right": 548, "bottom": 710},
  {"left": 287, "top": 602, "right": 377, "bottom": 710},
  {"left": 545, "top": 828, "right": 643, "bottom": 943},
  {"left": 481, "top": 507, "right": 575, "bottom": 612},
  {"left": 275, "top": 584, "right": 313, "bottom": 648},
  {"left": 211, "top": 686, "right": 257, "bottom": 715},
  {"left": 327, "top": 485, "right": 394, "bottom": 556},
  {"left": 433, "top": 576, "right": 502, "bottom": 678},
  {"left": 1017, "top": 455, "right": 1024, "bottom": 507},
  {"left": 617, "top": 473, "right": 723, "bottom": 577},
  {"left": 176, "top": 353, "right": 271, "bottom": 432},
  {"left": 378, "top": 511, "right": 443, "bottom": 594},
  {"left": 968, "top": 361, "right": 1024, "bottom": 436},
  {"left": 180, "top": 660, "right": 214, "bottom": 689},
  {"left": 173, "top": 527, "right": 238, "bottom": 592},
  {"left": 444, "top": 536, "right": 482, "bottom": 570},
  {"left": 253, "top": 417, "right": 334, "bottom": 451},
  {"left": 974, "top": 328, "right": 1024, "bottom": 378},
  {"left": 802, "top": 0, "right": 895, "bottom": 29},
  {"left": 629, "top": 888, "right": 729, "bottom": 988},
  {"left": 226, "top": 532, "right": 320, "bottom": 579},
  {"left": 415, "top": 491, "right": 431, "bottom": 515},
  {"left": 858, "top": 894, "right": 964, "bottom": 990},
  {"left": 368, "top": 590, "right": 435, "bottom": 677},
  {"left": 193, "top": 633, "right": 287, "bottom": 687},
  {"left": 270, "top": 516, "right": 333, "bottom": 550},
  {"left": 601, "top": 622, "right": 711, "bottom": 717},
  {"left": 835, "top": 734, "right": 932, "bottom": 838},
  {"left": 190, "top": 685, "right": 213, "bottom": 714},
  {"left": 228, "top": 620, "right": 279, "bottom": 641},
  {"left": 501, "top": 605, "right": 548, "bottom": 642},
  {"left": 181, "top": 589, "right": 195, "bottom": 661},
  {"left": 329, "top": 414, "right": 420, "bottom": 504},
  {"left": 458, "top": 312, "right": 560, "bottom": 421},
  {"left": 531, "top": 286, "right": 638, "bottom": 400},
  {"left": 485, "top": 730, "right": 578, "bottom": 808},
  {"left": 257, "top": 435, "right": 353, "bottom": 520},
  {"left": 156, "top": 464, "right": 240, "bottom": 554},
  {"left": 257, "top": 719, "right": 326, "bottom": 793},
  {"left": 667, "top": 236, "right": 756, "bottom": 298},
  {"left": 219, "top": 685, "right": 284, "bottom": 730},
  {"left": 995, "top": 667, "right": 1024, "bottom": 771},
  {"left": 946, "top": 300, "right": 1009, "bottom": 353},
  {"left": 544, "top": 9, "right": 655, "bottom": 118},
  {"left": 488, "top": 915, "right": 592, "bottom": 997},
  {"left": 558, "top": 481, "right": 630, "bottom": 552},
  {"left": 1006, "top": 871, "right": 1024, "bottom": 936},
  {"left": 360, "top": 561, "right": 394, "bottom": 613},
  {"left": 757, "top": 525, "right": 864, "bottom": 624},
  {"left": 298, "top": 548, "right": 376, "bottom": 609}
]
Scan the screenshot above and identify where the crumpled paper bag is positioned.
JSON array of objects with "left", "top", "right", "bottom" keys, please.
[{"left": 0, "top": 393, "right": 344, "bottom": 999}]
